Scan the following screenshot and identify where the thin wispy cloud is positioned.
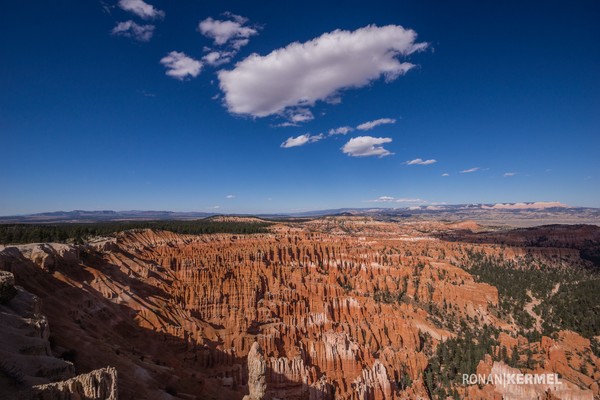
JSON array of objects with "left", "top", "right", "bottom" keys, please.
[
  {"left": 356, "top": 118, "right": 396, "bottom": 131},
  {"left": 218, "top": 25, "right": 427, "bottom": 121},
  {"left": 441, "top": 173, "right": 450, "bottom": 176},
  {"left": 460, "top": 167, "right": 480, "bottom": 173},
  {"left": 503, "top": 172, "right": 517, "bottom": 177},
  {"left": 341, "top": 136, "right": 393, "bottom": 157},
  {"left": 368, "top": 196, "right": 395, "bottom": 202},
  {"left": 328, "top": 126, "right": 354, "bottom": 136},
  {"left": 111, "top": 20, "right": 155, "bottom": 42},
  {"left": 281, "top": 133, "right": 324, "bottom": 148},
  {"left": 275, "top": 122, "right": 299, "bottom": 128},
  {"left": 405, "top": 158, "right": 437, "bottom": 165},
  {"left": 225, "top": 194, "right": 235, "bottom": 199},
  {"left": 118, "top": 0, "right": 164, "bottom": 20},
  {"left": 160, "top": 51, "right": 203, "bottom": 80},
  {"left": 365, "top": 196, "right": 426, "bottom": 204}
]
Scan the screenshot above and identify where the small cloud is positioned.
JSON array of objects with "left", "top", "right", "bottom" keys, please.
[
  {"left": 460, "top": 167, "right": 480, "bottom": 173},
  {"left": 365, "top": 196, "right": 427, "bottom": 204},
  {"left": 367, "top": 196, "right": 396, "bottom": 203},
  {"left": 281, "top": 133, "right": 324, "bottom": 148},
  {"left": 405, "top": 158, "right": 437, "bottom": 165},
  {"left": 118, "top": 0, "right": 164, "bottom": 20},
  {"left": 395, "top": 198, "right": 426, "bottom": 203},
  {"left": 198, "top": 15, "right": 258, "bottom": 47},
  {"left": 138, "top": 89, "right": 156, "bottom": 97},
  {"left": 341, "top": 136, "right": 393, "bottom": 157},
  {"left": 225, "top": 195, "right": 235, "bottom": 199},
  {"left": 111, "top": 20, "right": 155, "bottom": 42},
  {"left": 100, "top": 1, "right": 115, "bottom": 15},
  {"left": 160, "top": 51, "right": 203, "bottom": 80},
  {"left": 356, "top": 118, "right": 396, "bottom": 131},
  {"left": 328, "top": 126, "right": 354, "bottom": 136},
  {"left": 208, "top": 205, "right": 220, "bottom": 209},
  {"left": 503, "top": 172, "right": 517, "bottom": 177},
  {"left": 202, "top": 50, "right": 234, "bottom": 66},
  {"left": 275, "top": 122, "right": 299, "bottom": 128},
  {"left": 287, "top": 108, "right": 314, "bottom": 123},
  {"left": 441, "top": 173, "right": 449, "bottom": 177}
]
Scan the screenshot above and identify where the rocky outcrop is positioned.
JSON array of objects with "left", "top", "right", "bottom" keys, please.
[
  {"left": 28, "top": 367, "right": 118, "bottom": 400},
  {"left": 243, "top": 342, "right": 267, "bottom": 400},
  {"left": 353, "top": 361, "right": 392, "bottom": 400},
  {"left": 0, "top": 272, "right": 74, "bottom": 391},
  {"left": 0, "top": 269, "right": 17, "bottom": 303},
  {"left": 0, "top": 270, "right": 117, "bottom": 400}
]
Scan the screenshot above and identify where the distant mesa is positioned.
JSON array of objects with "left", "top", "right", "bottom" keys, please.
[{"left": 482, "top": 201, "right": 571, "bottom": 210}]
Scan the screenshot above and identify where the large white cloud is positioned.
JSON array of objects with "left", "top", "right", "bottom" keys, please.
[
  {"left": 118, "top": 0, "right": 164, "bottom": 20},
  {"left": 160, "top": 51, "right": 203, "bottom": 80},
  {"left": 111, "top": 20, "right": 155, "bottom": 42},
  {"left": 341, "top": 136, "right": 393, "bottom": 157},
  {"left": 356, "top": 118, "right": 396, "bottom": 131},
  {"left": 218, "top": 25, "right": 427, "bottom": 119},
  {"left": 281, "top": 133, "right": 324, "bottom": 148}
]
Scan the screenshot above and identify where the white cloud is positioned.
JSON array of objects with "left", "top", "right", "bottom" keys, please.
[
  {"left": 365, "top": 196, "right": 427, "bottom": 204},
  {"left": 405, "top": 158, "right": 437, "bottom": 165},
  {"left": 111, "top": 20, "right": 155, "bottom": 42},
  {"left": 503, "top": 172, "right": 517, "bottom": 177},
  {"left": 203, "top": 51, "right": 234, "bottom": 66},
  {"left": 281, "top": 133, "right": 324, "bottom": 148},
  {"left": 198, "top": 16, "right": 258, "bottom": 47},
  {"left": 160, "top": 51, "right": 203, "bottom": 80},
  {"left": 395, "top": 198, "right": 426, "bottom": 203},
  {"left": 356, "top": 118, "right": 396, "bottom": 131},
  {"left": 341, "top": 136, "right": 393, "bottom": 157},
  {"left": 328, "top": 126, "right": 354, "bottom": 136},
  {"left": 441, "top": 173, "right": 450, "bottom": 177},
  {"left": 275, "top": 122, "right": 299, "bottom": 128},
  {"left": 118, "top": 0, "right": 164, "bottom": 20},
  {"left": 370, "top": 196, "right": 396, "bottom": 202},
  {"left": 460, "top": 167, "right": 480, "bottom": 173},
  {"left": 225, "top": 194, "right": 235, "bottom": 199},
  {"left": 288, "top": 108, "right": 314, "bottom": 123},
  {"left": 218, "top": 25, "right": 427, "bottom": 119}
]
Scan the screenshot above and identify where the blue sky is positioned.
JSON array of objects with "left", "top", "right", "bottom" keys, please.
[{"left": 1, "top": 0, "right": 599, "bottom": 215}]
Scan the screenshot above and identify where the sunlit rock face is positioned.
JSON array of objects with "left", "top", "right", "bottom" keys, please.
[{"left": 0, "top": 218, "right": 598, "bottom": 399}]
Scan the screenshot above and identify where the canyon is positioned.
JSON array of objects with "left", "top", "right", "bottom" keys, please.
[{"left": 0, "top": 217, "right": 599, "bottom": 399}]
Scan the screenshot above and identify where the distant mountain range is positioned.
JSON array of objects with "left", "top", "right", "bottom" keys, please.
[
  {"left": 1, "top": 202, "right": 599, "bottom": 226},
  {"left": 0, "top": 210, "right": 217, "bottom": 223}
]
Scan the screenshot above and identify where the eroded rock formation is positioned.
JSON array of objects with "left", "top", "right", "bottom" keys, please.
[
  {"left": 0, "top": 218, "right": 598, "bottom": 399},
  {"left": 0, "top": 269, "right": 117, "bottom": 399}
]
